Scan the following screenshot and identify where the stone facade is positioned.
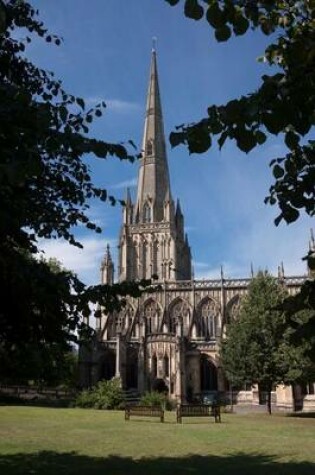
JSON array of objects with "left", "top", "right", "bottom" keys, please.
[{"left": 80, "top": 49, "right": 315, "bottom": 410}]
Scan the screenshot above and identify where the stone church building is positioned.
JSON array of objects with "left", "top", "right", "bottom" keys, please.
[{"left": 80, "top": 49, "right": 314, "bottom": 411}]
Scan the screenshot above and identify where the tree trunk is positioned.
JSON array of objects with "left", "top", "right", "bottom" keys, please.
[{"left": 267, "top": 384, "right": 272, "bottom": 415}]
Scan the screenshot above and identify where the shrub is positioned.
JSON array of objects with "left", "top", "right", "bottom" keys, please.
[
  {"left": 152, "top": 378, "right": 168, "bottom": 393},
  {"left": 74, "top": 388, "right": 97, "bottom": 408},
  {"left": 74, "top": 378, "right": 124, "bottom": 410},
  {"left": 140, "top": 391, "right": 172, "bottom": 410}
]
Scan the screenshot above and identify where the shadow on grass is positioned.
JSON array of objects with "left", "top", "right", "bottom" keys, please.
[
  {"left": 0, "top": 394, "right": 73, "bottom": 408},
  {"left": 0, "top": 451, "right": 314, "bottom": 475},
  {"left": 287, "top": 412, "right": 315, "bottom": 419}
]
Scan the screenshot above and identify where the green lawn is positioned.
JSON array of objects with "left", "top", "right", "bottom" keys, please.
[{"left": 0, "top": 406, "right": 314, "bottom": 475}]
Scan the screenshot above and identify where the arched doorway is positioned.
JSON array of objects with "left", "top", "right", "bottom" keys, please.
[
  {"left": 200, "top": 355, "right": 218, "bottom": 391},
  {"left": 100, "top": 351, "right": 116, "bottom": 381}
]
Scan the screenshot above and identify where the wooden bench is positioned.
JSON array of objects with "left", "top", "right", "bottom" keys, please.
[
  {"left": 125, "top": 405, "right": 164, "bottom": 422},
  {"left": 176, "top": 404, "right": 221, "bottom": 423}
]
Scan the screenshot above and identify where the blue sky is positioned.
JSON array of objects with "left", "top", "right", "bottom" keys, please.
[{"left": 30, "top": 0, "right": 313, "bottom": 284}]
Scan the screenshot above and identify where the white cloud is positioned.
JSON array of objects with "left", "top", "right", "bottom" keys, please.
[
  {"left": 111, "top": 177, "right": 137, "bottom": 189},
  {"left": 106, "top": 99, "right": 140, "bottom": 112},
  {"left": 193, "top": 261, "right": 210, "bottom": 269},
  {"left": 85, "top": 96, "right": 104, "bottom": 106},
  {"left": 194, "top": 263, "right": 251, "bottom": 280},
  {"left": 39, "top": 236, "right": 117, "bottom": 285},
  {"left": 85, "top": 97, "right": 140, "bottom": 113},
  {"left": 236, "top": 216, "right": 311, "bottom": 277}
]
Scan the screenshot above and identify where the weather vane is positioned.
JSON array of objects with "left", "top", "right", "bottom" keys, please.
[{"left": 152, "top": 36, "right": 157, "bottom": 52}]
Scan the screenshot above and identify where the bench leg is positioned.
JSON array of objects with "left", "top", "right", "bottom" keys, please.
[{"left": 215, "top": 412, "right": 221, "bottom": 423}]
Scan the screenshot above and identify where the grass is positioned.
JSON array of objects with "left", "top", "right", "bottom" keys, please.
[{"left": 0, "top": 406, "right": 314, "bottom": 474}]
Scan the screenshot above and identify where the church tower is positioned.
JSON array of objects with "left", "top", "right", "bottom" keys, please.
[{"left": 118, "top": 48, "right": 191, "bottom": 282}]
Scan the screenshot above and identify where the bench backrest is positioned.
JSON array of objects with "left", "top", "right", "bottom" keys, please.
[
  {"left": 126, "top": 405, "right": 162, "bottom": 413},
  {"left": 176, "top": 404, "right": 221, "bottom": 423}
]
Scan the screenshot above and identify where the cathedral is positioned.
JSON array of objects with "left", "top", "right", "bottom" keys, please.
[{"left": 80, "top": 49, "right": 314, "bottom": 411}]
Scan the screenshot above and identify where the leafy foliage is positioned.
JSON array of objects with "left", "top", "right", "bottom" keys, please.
[
  {"left": 282, "top": 281, "right": 315, "bottom": 366},
  {"left": 74, "top": 378, "right": 124, "bottom": 409},
  {"left": 0, "top": 0, "right": 136, "bottom": 252},
  {"left": 0, "top": 1, "right": 155, "bottom": 383},
  {"left": 220, "top": 272, "right": 313, "bottom": 413},
  {"left": 140, "top": 391, "right": 172, "bottom": 410},
  {"left": 165, "top": 0, "right": 315, "bottom": 225}
]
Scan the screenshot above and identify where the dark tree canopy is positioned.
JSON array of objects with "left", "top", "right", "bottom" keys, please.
[
  {"left": 0, "top": 0, "right": 137, "bottom": 253},
  {"left": 164, "top": 0, "right": 315, "bottom": 226},
  {"left": 0, "top": 1, "right": 154, "bottom": 384}
]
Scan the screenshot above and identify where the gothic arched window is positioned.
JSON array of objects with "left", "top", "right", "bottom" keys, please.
[
  {"left": 169, "top": 299, "right": 190, "bottom": 334},
  {"left": 200, "top": 299, "right": 217, "bottom": 339},
  {"left": 163, "top": 354, "right": 169, "bottom": 377},
  {"left": 152, "top": 354, "right": 157, "bottom": 378},
  {"left": 144, "top": 300, "right": 156, "bottom": 333},
  {"left": 143, "top": 202, "right": 151, "bottom": 223},
  {"left": 226, "top": 295, "right": 241, "bottom": 324}
]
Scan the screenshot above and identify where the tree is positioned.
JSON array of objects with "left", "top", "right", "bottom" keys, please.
[
  {"left": 220, "top": 272, "right": 313, "bottom": 414},
  {"left": 0, "top": 1, "right": 154, "bottom": 383},
  {"left": 282, "top": 279, "right": 315, "bottom": 366},
  {"left": 164, "top": 0, "right": 314, "bottom": 226},
  {"left": 0, "top": 257, "right": 79, "bottom": 387}
]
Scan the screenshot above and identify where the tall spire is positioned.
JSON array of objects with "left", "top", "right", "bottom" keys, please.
[
  {"left": 118, "top": 48, "right": 191, "bottom": 282},
  {"left": 101, "top": 244, "right": 114, "bottom": 285},
  {"left": 135, "top": 48, "right": 172, "bottom": 223}
]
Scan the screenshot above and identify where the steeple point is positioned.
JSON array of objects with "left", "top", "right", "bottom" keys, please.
[
  {"left": 152, "top": 36, "right": 157, "bottom": 52},
  {"left": 135, "top": 47, "right": 172, "bottom": 223}
]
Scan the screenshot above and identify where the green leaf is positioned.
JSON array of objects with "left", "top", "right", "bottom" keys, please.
[
  {"left": 235, "top": 129, "right": 256, "bottom": 153},
  {"left": 93, "top": 142, "right": 109, "bottom": 158},
  {"left": 233, "top": 15, "right": 249, "bottom": 36},
  {"left": 76, "top": 97, "right": 85, "bottom": 110},
  {"left": 206, "top": 4, "right": 226, "bottom": 29},
  {"left": 285, "top": 131, "right": 300, "bottom": 150},
  {"left": 225, "top": 100, "right": 242, "bottom": 122},
  {"left": 284, "top": 206, "right": 300, "bottom": 224},
  {"left": 274, "top": 215, "right": 283, "bottom": 227},
  {"left": 215, "top": 25, "right": 231, "bottom": 42},
  {"left": 260, "top": 17, "right": 275, "bottom": 35},
  {"left": 128, "top": 139, "right": 137, "bottom": 149},
  {"left": 164, "top": 0, "right": 180, "bottom": 5},
  {"left": 169, "top": 131, "right": 186, "bottom": 148},
  {"left": 187, "top": 125, "right": 211, "bottom": 154},
  {"left": 59, "top": 106, "right": 68, "bottom": 122},
  {"left": 255, "top": 131, "right": 267, "bottom": 145},
  {"left": 262, "top": 113, "right": 283, "bottom": 134},
  {"left": 218, "top": 130, "right": 228, "bottom": 149},
  {"left": 290, "top": 195, "right": 306, "bottom": 209},
  {"left": 184, "top": 0, "right": 203, "bottom": 21},
  {"left": 113, "top": 144, "right": 128, "bottom": 160},
  {"left": 273, "top": 164, "right": 284, "bottom": 179}
]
